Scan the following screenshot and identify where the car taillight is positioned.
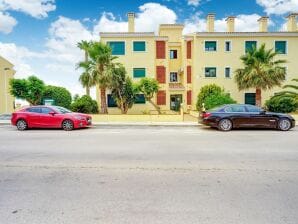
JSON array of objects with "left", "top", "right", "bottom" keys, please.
[{"left": 201, "top": 112, "right": 211, "bottom": 118}]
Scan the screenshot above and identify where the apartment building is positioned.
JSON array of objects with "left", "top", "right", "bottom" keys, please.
[
  {"left": 0, "top": 56, "right": 15, "bottom": 114},
  {"left": 99, "top": 13, "right": 298, "bottom": 113}
]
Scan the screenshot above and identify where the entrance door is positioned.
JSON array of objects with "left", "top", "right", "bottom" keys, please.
[
  {"left": 170, "top": 94, "right": 182, "bottom": 111},
  {"left": 245, "top": 93, "right": 256, "bottom": 105}
]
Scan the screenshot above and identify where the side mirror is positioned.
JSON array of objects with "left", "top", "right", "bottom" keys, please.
[
  {"left": 260, "top": 110, "right": 266, "bottom": 115},
  {"left": 49, "top": 111, "right": 56, "bottom": 116}
]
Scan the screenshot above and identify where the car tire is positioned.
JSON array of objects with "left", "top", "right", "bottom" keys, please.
[
  {"left": 218, "top": 119, "right": 233, "bottom": 131},
  {"left": 278, "top": 118, "right": 291, "bottom": 131},
  {"left": 62, "top": 119, "right": 74, "bottom": 131},
  {"left": 16, "top": 119, "right": 27, "bottom": 131}
]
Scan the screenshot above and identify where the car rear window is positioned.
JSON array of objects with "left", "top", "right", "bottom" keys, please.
[{"left": 225, "top": 105, "right": 246, "bottom": 113}]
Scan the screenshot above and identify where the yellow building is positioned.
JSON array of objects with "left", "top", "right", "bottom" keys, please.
[
  {"left": 99, "top": 13, "right": 298, "bottom": 114},
  {"left": 0, "top": 56, "right": 15, "bottom": 114}
]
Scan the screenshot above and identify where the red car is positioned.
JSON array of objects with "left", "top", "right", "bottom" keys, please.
[{"left": 11, "top": 106, "right": 92, "bottom": 131}]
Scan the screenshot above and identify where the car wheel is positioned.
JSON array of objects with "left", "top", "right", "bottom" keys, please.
[
  {"left": 62, "top": 120, "right": 74, "bottom": 131},
  {"left": 16, "top": 119, "right": 27, "bottom": 131},
  {"left": 278, "top": 118, "right": 291, "bottom": 131},
  {"left": 218, "top": 119, "right": 233, "bottom": 131}
]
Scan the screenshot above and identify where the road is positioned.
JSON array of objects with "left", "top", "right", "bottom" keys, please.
[{"left": 0, "top": 125, "right": 297, "bottom": 224}]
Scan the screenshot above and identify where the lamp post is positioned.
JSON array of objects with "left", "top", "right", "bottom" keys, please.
[{"left": 4, "top": 68, "right": 10, "bottom": 113}]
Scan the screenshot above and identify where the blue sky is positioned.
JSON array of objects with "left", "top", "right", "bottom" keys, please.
[{"left": 0, "top": 0, "right": 297, "bottom": 98}]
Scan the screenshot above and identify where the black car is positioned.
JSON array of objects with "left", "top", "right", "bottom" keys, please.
[{"left": 199, "top": 104, "right": 295, "bottom": 131}]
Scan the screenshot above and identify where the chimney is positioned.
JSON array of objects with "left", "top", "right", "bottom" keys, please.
[
  {"left": 286, "top": 13, "right": 298, "bottom": 32},
  {"left": 258, "top": 16, "right": 269, "bottom": 32},
  {"left": 206, "top": 13, "right": 215, "bottom": 32},
  {"left": 127, "top": 12, "right": 135, "bottom": 32},
  {"left": 226, "top": 16, "right": 236, "bottom": 32}
]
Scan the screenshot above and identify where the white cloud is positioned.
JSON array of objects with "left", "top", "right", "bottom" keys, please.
[
  {"left": 256, "top": 0, "right": 298, "bottom": 15},
  {"left": 0, "top": 0, "right": 56, "bottom": 18},
  {"left": 0, "top": 11, "right": 17, "bottom": 33},
  {"left": 187, "top": 0, "right": 200, "bottom": 7},
  {"left": 183, "top": 13, "right": 273, "bottom": 33}
]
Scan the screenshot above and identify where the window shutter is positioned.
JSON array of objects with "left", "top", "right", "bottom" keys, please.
[
  {"left": 133, "top": 68, "right": 146, "bottom": 78},
  {"left": 133, "top": 41, "right": 146, "bottom": 51},
  {"left": 156, "top": 41, "right": 165, "bottom": 59},
  {"left": 187, "top": 90, "right": 192, "bottom": 105},
  {"left": 156, "top": 66, "right": 166, "bottom": 83},
  {"left": 157, "top": 91, "right": 166, "bottom": 105},
  {"left": 187, "top": 66, "right": 192, "bottom": 83},
  {"left": 187, "top": 41, "right": 192, "bottom": 59}
]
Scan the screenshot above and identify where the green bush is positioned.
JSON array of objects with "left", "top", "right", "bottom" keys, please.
[
  {"left": 71, "top": 95, "right": 98, "bottom": 114},
  {"left": 265, "top": 96, "right": 298, "bottom": 113},
  {"left": 196, "top": 84, "right": 236, "bottom": 111},
  {"left": 42, "top": 85, "right": 72, "bottom": 109}
]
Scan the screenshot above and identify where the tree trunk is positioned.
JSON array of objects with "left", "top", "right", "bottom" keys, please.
[
  {"left": 149, "top": 99, "right": 161, "bottom": 114},
  {"left": 100, "top": 87, "right": 108, "bottom": 114},
  {"left": 256, "top": 88, "right": 262, "bottom": 107},
  {"left": 86, "top": 87, "right": 90, "bottom": 96}
]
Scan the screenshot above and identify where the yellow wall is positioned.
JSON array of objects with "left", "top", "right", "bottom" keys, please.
[
  {"left": 0, "top": 56, "right": 15, "bottom": 114},
  {"left": 99, "top": 21, "right": 298, "bottom": 114},
  {"left": 191, "top": 35, "right": 298, "bottom": 106}
]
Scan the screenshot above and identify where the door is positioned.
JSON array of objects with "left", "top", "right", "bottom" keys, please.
[
  {"left": 245, "top": 93, "right": 256, "bottom": 105},
  {"left": 26, "top": 107, "right": 41, "bottom": 127},
  {"left": 224, "top": 105, "right": 248, "bottom": 127},
  {"left": 170, "top": 95, "right": 182, "bottom": 111},
  {"left": 245, "top": 105, "right": 277, "bottom": 128},
  {"left": 39, "top": 107, "right": 60, "bottom": 127}
]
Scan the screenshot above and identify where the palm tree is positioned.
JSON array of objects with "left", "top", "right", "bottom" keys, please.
[
  {"left": 79, "top": 42, "right": 117, "bottom": 114},
  {"left": 235, "top": 44, "right": 287, "bottom": 106},
  {"left": 77, "top": 40, "right": 93, "bottom": 96},
  {"left": 277, "top": 78, "right": 298, "bottom": 98}
]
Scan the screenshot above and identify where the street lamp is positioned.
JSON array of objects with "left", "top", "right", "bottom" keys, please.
[{"left": 4, "top": 68, "right": 10, "bottom": 113}]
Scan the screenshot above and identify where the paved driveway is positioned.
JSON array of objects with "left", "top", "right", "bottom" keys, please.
[{"left": 0, "top": 125, "right": 297, "bottom": 224}]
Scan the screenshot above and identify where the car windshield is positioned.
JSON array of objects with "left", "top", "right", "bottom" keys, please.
[{"left": 53, "top": 106, "right": 72, "bottom": 114}]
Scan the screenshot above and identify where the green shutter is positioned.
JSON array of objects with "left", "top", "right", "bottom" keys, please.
[
  {"left": 275, "top": 41, "right": 286, "bottom": 54},
  {"left": 133, "top": 41, "right": 146, "bottom": 51},
  {"left": 107, "top": 94, "right": 117, "bottom": 107},
  {"left": 108, "top": 41, "right": 125, "bottom": 55},
  {"left": 205, "top": 67, "right": 216, "bottom": 77},
  {"left": 135, "top": 94, "right": 146, "bottom": 104},
  {"left": 245, "top": 41, "right": 257, "bottom": 52},
  {"left": 205, "top": 41, "right": 217, "bottom": 51},
  {"left": 245, "top": 93, "right": 256, "bottom": 105},
  {"left": 133, "top": 68, "right": 146, "bottom": 78}
]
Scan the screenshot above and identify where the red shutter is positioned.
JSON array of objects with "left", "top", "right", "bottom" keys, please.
[
  {"left": 187, "top": 41, "right": 192, "bottom": 59},
  {"left": 187, "top": 66, "right": 192, "bottom": 83},
  {"left": 156, "top": 41, "right": 165, "bottom": 59},
  {"left": 156, "top": 66, "right": 166, "bottom": 83},
  {"left": 187, "top": 90, "right": 192, "bottom": 105},
  {"left": 157, "top": 91, "right": 166, "bottom": 105}
]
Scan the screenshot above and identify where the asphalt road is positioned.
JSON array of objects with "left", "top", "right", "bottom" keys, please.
[{"left": 0, "top": 125, "right": 298, "bottom": 224}]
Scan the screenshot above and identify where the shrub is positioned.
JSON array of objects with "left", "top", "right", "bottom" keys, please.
[
  {"left": 71, "top": 95, "right": 99, "bottom": 114},
  {"left": 196, "top": 84, "right": 236, "bottom": 111},
  {"left": 42, "top": 85, "right": 72, "bottom": 109},
  {"left": 265, "top": 96, "right": 298, "bottom": 113}
]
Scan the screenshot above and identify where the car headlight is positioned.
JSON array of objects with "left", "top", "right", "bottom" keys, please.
[{"left": 74, "top": 115, "right": 85, "bottom": 120}]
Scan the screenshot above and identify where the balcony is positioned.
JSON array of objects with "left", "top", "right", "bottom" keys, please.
[{"left": 169, "top": 83, "right": 185, "bottom": 91}]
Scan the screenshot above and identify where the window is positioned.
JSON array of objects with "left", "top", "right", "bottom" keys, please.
[
  {"left": 245, "top": 93, "right": 256, "bottom": 105},
  {"left": 225, "top": 67, "right": 231, "bottom": 78},
  {"left": 156, "top": 66, "right": 166, "bottom": 83},
  {"left": 225, "top": 41, "right": 231, "bottom": 51},
  {"left": 26, "top": 107, "right": 41, "bottom": 113},
  {"left": 225, "top": 105, "right": 246, "bottom": 113},
  {"left": 156, "top": 41, "right": 166, "bottom": 59},
  {"left": 205, "top": 67, "right": 216, "bottom": 77},
  {"left": 275, "top": 41, "right": 287, "bottom": 54},
  {"left": 107, "top": 94, "right": 117, "bottom": 107},
  {"left": 135, "top": 94, "right": 146, "bottom": 104},
  {"left": 41, "top": 107, "right": 53, "bottom": 114},
  {"left": 205, "top": 41, "right": 217, "bottom": 51},
  {"left": 245, "top": 41, "right": 257, "bottom": 53},
  {"left": 133, "top": 68, "right": 146, "bottom": 78},
  {"left": 246, "top": 105, "right": 262, "bottom": 113},
  {"left": 133, "top": 41, "right": 146, "bottom": 52},
  {"left": 107, "top": 41, "right": 125, "bottom": 55},
  {"left": 157, "top": 91, "right": 166, "bottom": 105},
  {"left": 170, "top": 72, "right": 178, "bottom": 82},
  {"left": 170, "top": 50, "right": 177, "bottom": 59}
]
